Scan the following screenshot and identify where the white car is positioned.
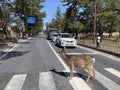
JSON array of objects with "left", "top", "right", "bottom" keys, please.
[
  {"left": 56, "top": 33, "right": 77, "bottom": 47},
  {"left": 51, "top": 33, "right": 59, "bottom": 43}
]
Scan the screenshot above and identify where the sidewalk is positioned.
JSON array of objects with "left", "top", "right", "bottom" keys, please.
[{"left": 77, "top": 41, "right": 120, "bottom": 57}]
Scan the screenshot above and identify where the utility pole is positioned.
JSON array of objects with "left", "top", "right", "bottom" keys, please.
[{"left": 93, "top": 0, "right": 97, "bottom": 43}]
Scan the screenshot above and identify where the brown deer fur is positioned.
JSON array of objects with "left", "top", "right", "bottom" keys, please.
[{"left": 59, "top": 47, "right": 96, "bottom": 82}]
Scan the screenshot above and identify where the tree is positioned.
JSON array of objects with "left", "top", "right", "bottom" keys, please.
[
  {"left": 46, "top": 6, "right": 64, "bottom": 33},
  {"left": 0, "top": 0, "right": 14, "bottom": 39},
  {"left": 62, "top": 0, "right": 120, "bottom": 38},
  {"left": 61, "top": 0, "right": 84, "bottom": 38},
  {"left": 13, "top": 0, "right": 46, "bottom": 37},
  {"left": 55, "top": 6, "right": 62, "bottom": 32}
]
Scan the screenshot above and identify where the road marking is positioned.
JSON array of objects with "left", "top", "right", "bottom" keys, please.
[
  {"left": 0, "top": 38, "right": 31, "bottom": 60},
  {"left": 4, "top": 49, "right": 11, "bottom": 52},
  {"left": 47, "top": 41, "right": 92, "bottom": 90},
  {"left": 77, "top": 45, "right": 120, "bottom": 61},
  {"left": 104, "top": 68, "right": 120, "bottom": 78},
  {"left": 0, "top": 44, "right": 18, "bottom": 60},
  {"left": 39, "top": 72, "right": 56, "bottom": 90},
  {"left": 66, "top": 52, "right": 98, "bottom": 55},
  {"left": 85, "top": 69, "right": 120, "bottom": 90},
  {"left": 4, "top": 74, "right": 27, "bottom": 90},
  {"left": 63, "top": 70, "right": 92, "bottom": 90},
  {"left": 47, "top": 40, "right": 69, "bottom": 70}
]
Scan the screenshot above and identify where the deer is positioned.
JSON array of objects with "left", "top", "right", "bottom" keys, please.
[{"left": 59, "top": 47, "right": 96, "bottom": 82}]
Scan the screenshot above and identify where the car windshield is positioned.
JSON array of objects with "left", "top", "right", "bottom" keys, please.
[
  {"left": 61, "top": 34, "right": 72, "bottom": 38},
  {"left": 53, "top": 34, "right": 59, "bottom": 37}
]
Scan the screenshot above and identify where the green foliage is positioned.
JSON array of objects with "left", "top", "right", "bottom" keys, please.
[
  {"left": 13, "top": 0, "right": 46, "bottom": 36},
  {"left": 61, "top": 0, "right": 120, "bottom": 38},
  {"left": 46, "top": 6, "right": 64, "bottom": 32}
]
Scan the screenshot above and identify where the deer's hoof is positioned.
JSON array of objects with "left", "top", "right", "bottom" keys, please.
[{"left": 85, "top": 79, "right": 89, "bottom": 82}]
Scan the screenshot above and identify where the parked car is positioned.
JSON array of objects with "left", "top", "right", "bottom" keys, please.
[
  {"left": 51, "top": 33, "right": 59, "bottom": 43},
  {"left": 47, "top": 29, "right": 60, "bottom": 40},
  {"left": 56, "top": 33, "right": 77, "bottom": 47}
]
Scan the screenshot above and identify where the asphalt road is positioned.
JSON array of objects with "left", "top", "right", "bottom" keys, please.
[{"left": 0, "top": 35, "right": 120, "bottom": 90}]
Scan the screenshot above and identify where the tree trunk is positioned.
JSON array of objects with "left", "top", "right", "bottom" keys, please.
[
  {"left": 75, "top": 29, "right": 78, "bottom": 39},
  {"left": 119, "top": 30, "right": 120, "bottom": 38},
  {"left": 7, "top": 26, "right": 18, "bottom": 43}
]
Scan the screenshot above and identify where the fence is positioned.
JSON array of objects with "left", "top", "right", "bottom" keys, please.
[{"left": 77, "top": 38, "right": 120, "bottom": 54}]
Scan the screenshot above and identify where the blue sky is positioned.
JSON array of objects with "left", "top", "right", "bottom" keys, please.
[
  {"left": 10, "top": 0, "right": 67, "bottom": 29},
  {"left": 41, "top": 0, "right": 67, "bottom": 29}
]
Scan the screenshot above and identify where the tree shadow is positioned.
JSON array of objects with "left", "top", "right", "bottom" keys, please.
[
  {"left": 19, "top": 41, "right": 32, "bottom": 45},
  {"left": 1, "top": 51, "right": 30, "bottom": 61}
]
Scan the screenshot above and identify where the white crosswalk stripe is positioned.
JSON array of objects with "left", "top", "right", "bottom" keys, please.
[
  {"left": 63, "top": 70, "right": 92, "bottom": 90},
  {"left": 3, "top": 72, "right": 56, "bottom": 90},
  {"left": 4, "top": 74, "right": 27, "bottom": 90},
  {"left": 85, "top": 69, "right": 120, "bottom": 90},
  {"left": 95, "top": 70, "right": 120, "bottom": 90},
  {"left": 39, "top": 72, "right": 56, "bottom": 90},
  {"left": 104, "top": 68, "right": 120, "bottom": 78}
]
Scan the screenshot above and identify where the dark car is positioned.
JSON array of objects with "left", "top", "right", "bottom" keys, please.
[{"left": 47, "top": 30, "right": 60, "bottom": 40}]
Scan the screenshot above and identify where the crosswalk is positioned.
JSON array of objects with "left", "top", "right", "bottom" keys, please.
[{"left": 0, "top": 68, "right": 119, "bottom": 90}]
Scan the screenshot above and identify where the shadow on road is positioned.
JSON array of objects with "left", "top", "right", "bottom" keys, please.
[
  {"left": 1, "top": 51, "right": 30, "bottom": 61},
  {"left": 50, "top": 68, "right": 90, "bottom": 81}
]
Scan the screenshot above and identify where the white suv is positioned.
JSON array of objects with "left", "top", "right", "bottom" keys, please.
[{"left": 56, "top": 33, "right": 77, "bottom": 47}]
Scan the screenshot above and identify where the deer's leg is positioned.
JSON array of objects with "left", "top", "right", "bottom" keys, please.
[
  {"left": 86, "top": 66, "right": 96, "bottom": 82},
  {"left": 92, "top": 67, "right": 96, "bottom": 80},
  {"left": 70, "top": 65, "right": 74, "bottom": 80},
  {"left": 86, "top": 69, "right": 91, "bottom": 82},
  {"left": 86, "top": 66, "right": 92, "bottom": 82}
]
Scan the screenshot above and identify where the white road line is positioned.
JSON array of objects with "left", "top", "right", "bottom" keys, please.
[
  {"left": 104, "top": 68, "right": 120, "bottom": 78},
  {"left": 39, "top": 72, "right": 56, "bottom": 90},
  {"left": 84, "top": 69, "right": 120, "bottom": 90},
  {"left": 47, "top": 40, "right": 69, "bottom": 70},
  {"left": 63, "top": 70, "right": 92, "bottom": 90},
  {"left": 0, "top": 44, "right": 18, "bottom": 60},
  {"left": 47, "top": 41, "right": 92, "bottom": 90},
  {"left": 66, "top": 52, "right": 98, "bottom": 55},
  {"left": 77, "top": 45, "right": 120, "bottom": 61},
  {"left": 4, "top": 74, "right": 27, "bottom": 90}
]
